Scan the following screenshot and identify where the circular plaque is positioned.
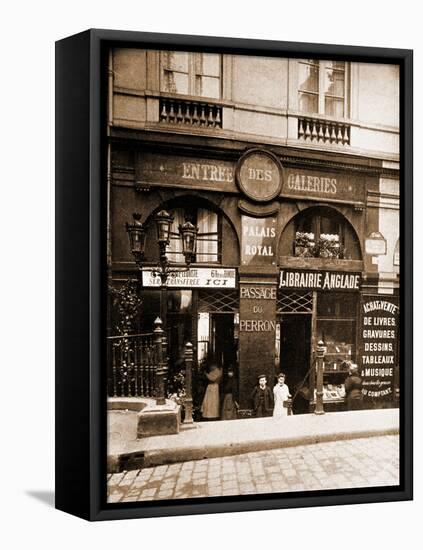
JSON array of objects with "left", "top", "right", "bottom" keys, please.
[{"left": 236, "top": 149, "right": 283, "bottom": 203}]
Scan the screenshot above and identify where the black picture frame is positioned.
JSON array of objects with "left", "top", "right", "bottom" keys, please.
[{"left": 55, "top": 29, "right": 413, "bottom": 521}]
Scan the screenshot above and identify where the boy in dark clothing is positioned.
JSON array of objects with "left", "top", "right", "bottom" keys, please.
[
  {"left": 251, "top": 374, "right": 274, "bottom": 417},
  {"left": 344, "top": 362, "right": 363, "bottom": 410}
]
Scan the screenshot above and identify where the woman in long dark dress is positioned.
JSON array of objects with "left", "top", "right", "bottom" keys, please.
[{"left": 221, "top": 369, "right": 238, "bottom": 420}]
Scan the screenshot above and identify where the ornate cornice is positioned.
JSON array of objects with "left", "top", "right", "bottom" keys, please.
[{"left": 110, "top": 130, "right": 399, "bottom": 178}]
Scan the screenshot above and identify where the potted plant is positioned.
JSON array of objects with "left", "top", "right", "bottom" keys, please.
[
  {"left": 315, "top": 233, "right": 343, "bottom": 259},
  {"left": 294, "top": 231, "right": 315, "bottom": 257}
]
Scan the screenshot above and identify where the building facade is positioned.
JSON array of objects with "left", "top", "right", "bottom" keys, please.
[{"left": 107, "top": 49, "right": 400, "bottom": 416}]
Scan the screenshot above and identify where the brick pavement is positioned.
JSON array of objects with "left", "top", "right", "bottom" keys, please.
[{"left": 107, "top": 435, "right": 399, "bottom": 503}]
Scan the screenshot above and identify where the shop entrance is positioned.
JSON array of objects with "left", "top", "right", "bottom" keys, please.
[
  {"left": 278, "top": 314, "right": 312, "bottom": 414},
  {"left": 196, "top": 311, "right": 239, "bottom": 421}
]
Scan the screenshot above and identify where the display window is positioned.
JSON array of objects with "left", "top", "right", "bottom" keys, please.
[{"left": 316, "top": 291, "right": 358, "bottom": 404}]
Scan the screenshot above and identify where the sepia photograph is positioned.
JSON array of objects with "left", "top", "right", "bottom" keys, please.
[{"left": 105, "top": 46, "right": 401, "bottom": 504}]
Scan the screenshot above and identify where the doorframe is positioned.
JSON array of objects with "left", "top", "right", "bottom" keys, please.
[{"left": 276, "top": 291, "right": 317, "bottom": 412}]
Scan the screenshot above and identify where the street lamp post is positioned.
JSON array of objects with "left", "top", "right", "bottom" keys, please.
[
  {"left": 315, "top": 340, "right": 325, "bottom": 415},
  {"left": 125, "top": 210, "right": 198, "bottom": 404},
  {"left": 183, "top": 342, "right": 194, "bottom": 424}
]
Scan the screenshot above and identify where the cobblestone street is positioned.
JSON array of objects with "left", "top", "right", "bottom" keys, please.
[{"left": 107, "top": 435, "right": 399, "bottom": 503}]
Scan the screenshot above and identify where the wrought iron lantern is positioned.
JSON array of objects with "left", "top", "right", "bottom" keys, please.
[
  {"left": 125, "top": 213, "right": 146, "bottom": 261},
  {"left": 155, "top": 209, "right": 174, "bottom": 246},
  {"left": 179, "top": 219, "right": 198, "bottom": 266},
  {"left": 126, "top": 209, "right": 199, "bottom": 277}
]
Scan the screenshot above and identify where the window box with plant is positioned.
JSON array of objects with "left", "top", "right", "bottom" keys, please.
[
  {"left": 294, "top": 232, "right": 345, "bottom": 259},
  {"left": 294, "top": 231, "right": 315, "bottom": 257}
]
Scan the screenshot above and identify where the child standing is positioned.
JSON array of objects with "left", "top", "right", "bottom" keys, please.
[
  {"left": 251, "top": 374, "right": 274, "bottom": 417},
  {"left": 273, "top": 372, "right": 291, "bottom": 417}
]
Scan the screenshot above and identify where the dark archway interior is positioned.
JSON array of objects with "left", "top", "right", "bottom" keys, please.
[{"left": 143, "top": 195, "right": 240, "bottom": 265}]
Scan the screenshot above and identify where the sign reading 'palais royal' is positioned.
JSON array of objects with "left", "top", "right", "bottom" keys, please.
[
  {"left": 134, "top": 152, "right": 365, "bottom": 204},
  {"left": 279, "top": 269, "right": 361, "bottom": 291},
  {"left": 241, "top": 216, "right": 277, "bottom": 266}
]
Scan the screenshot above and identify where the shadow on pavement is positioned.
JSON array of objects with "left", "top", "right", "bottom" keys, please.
[{"left": 26, "top": 490, "right": 55, "bottom": 508}]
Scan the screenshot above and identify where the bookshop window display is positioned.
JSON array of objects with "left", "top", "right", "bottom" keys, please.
[{"left": 316, "top": 292, "right": 357, "bottom": 405}]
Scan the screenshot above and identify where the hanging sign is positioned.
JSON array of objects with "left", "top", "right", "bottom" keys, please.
[
  {"left": 359, "top": 297, "right": 399, "bottom": 401},
  {"left": 365, "top": 231, "right": 387, "bottom": 255},
  {"left": 142, "top": 267, "right": 237, "bottom": 288},
  {"left": 393, "top": 239, "right": 400, "bottom": 266}
]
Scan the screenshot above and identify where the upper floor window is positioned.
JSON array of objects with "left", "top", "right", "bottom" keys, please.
[
  {"left": 298, "top": 60, "right": 348, "bottom": 118},
  {"left": 167, "top": 207, "right": 221, "bottom": 263},
  {"left": 161, "top": 51, "right": 221, "bottom": 99},
  {"left": 292, "top": 206, "right": 361, "bottom": 260}
]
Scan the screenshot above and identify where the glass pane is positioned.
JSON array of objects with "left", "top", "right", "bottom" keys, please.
[
  {"left": 325, "top": 69, "right": 345, "bottom": 97},
  {"left": 163, "top": 51, "right": 189, "bottom": 72},
  {"left": 195, "top": 75, "right": 220, "bottom": 98},
  {"left": 316, "top": 319, "right": 355, "bottom": 366},
  {"left": 197, "top": 208, "right": 218, "bottom": 262},
  {"left": 197, "top": 312, "right": 210, "bottom": 364},
  {"left": 298, "top": 91, "right": 318, "bottom": 113},
  {"left": 320, "top": 215, "right": 339, "bottom": 236},
  {"left": 167, "top": 290, "right": 192, "bottom": 313},
  {"left": 317, "top": 293, "right": 357, "bottom": 318},
  {"left": 199, "top": 53, "right": 221, "bottom": 76},
  {"left": 325, "top": 97, "right": 344, "bottom": 117},
  {"left": 298, "top": 62, "right": 319, "bottom": 92},
  {"left": 325, "top": 60, "right": 345, "bottom": 71},
  {"left": 167, "top": 208, "right": 185, "bottom": 262},
  {"left": 162, "top": 70, "right": 189, "bottom": 94}
]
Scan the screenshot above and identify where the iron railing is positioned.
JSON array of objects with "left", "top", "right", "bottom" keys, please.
[{"left": 107, "top": 332, "right": 159, "bottom": 398}]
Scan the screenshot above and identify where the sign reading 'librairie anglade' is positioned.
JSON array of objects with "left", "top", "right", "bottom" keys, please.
[
  {"left": 279, "top": 269, "right": 361, "bottom": 291},
  {"left": 142, "top": 267, "right": 236, "bottom": 288}
]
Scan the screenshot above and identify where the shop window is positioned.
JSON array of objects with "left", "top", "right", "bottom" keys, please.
[
  {"left": 316, "top": 292, "right": 357, "bottom": 368},
  {"left": 167, "top": 207, "right": 221, "bottom": 264},
  {"left": 298, "top": 59, "right": 348, "bottom": 118},
  {"left": 197, "top": 311, "right": 238, "bottom": 367},
  {"left": 161, "top": 51, "right": 221, "bottom": 99},
  {"left": 291, "top": 206, "right": 360, "bottom": 260}
]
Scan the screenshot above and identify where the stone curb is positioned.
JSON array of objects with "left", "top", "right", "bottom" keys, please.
[{"left": 108, "top": 424, "right": 399, "bottom": 472}]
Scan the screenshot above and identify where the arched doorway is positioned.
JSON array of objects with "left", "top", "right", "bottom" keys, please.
[
  {"left": 143, "top": 196, "right": 240, "bottom": 419},
  {"left": 277, "top": 205, "right": 362, "bottom": 413}
]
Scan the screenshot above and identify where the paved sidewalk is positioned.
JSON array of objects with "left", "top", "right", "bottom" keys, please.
[
  {"left": 108, "top": 408, "right": 399, "bottom": 471},
  {"left": 107, "top": 435, "right": 399, "bottom": 503}
]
